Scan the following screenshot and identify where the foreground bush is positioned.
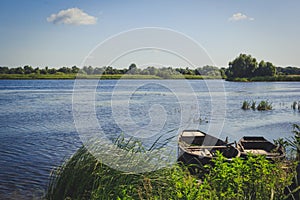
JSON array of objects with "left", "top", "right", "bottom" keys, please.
[{"left": 46, "top": 145, "right": 296, "bottom": 200}]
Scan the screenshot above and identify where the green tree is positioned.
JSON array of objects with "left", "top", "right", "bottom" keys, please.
[
  {"left": 220, "top": 67, "right": 226, "bottom": 78},
  {"left": 0, "top": 66, "right": 9, "bottom": 74},
  {"left": 228, "top": 54, "right": 258, "bottom": 78},
  {"left": 40, "top": 69, "right": 47, "bottom": 74},
  {"left": 146, "top": 66, "right": 158, "bottom": 75},
  {"left": 255, "top": 60, "right": 276, "bottom": 76},
  {"left": 34, "top": 67, "right": 40, "bottom": 74},
  {"left": 71, "top": 66, "right": 79, "bottom": 73},
  {"left": 58, "top": 66, "right": 72, "bottom": 74},
  {"left": 128, "top": 63, "right": 138, "bottom": 74},
  {"left": 23, "top": 65, "right": 34, "bottom": 74},
  {"left": 93, "top": 67, "right": 104, "bottom": 74},
  {"left": 48, "top": 68, "right": 57, "bottom": 74},
  {"left": 82, "top": 66, "right": 94, "bottom": 75},
  {"left": 103, "top": 66, "right": 113, "bottom": 74},
  {"left": 17, "top": 67, "right": 24, "bottom": 74},
  {"left": 276, "top": 66, "right": 300, "bottom": 75},
  {"left": 196, "top": 65, "right": 220, "bottom": 76}
]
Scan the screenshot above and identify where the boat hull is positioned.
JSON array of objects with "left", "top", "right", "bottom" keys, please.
[
  {"left": 237, "top": 136, "right": 285, "bottom": 160},
  {"left": 178, "top": 130, "right": 240, "bottom": 169}
]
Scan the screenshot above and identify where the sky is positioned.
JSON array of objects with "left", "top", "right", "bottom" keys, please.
[{"left": 0, "top": 0, "right": 299, "bottom": 68}]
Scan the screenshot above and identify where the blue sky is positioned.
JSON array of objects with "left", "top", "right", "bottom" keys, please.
[{"left": 0, "top": 0, "right": 299, "bottom": 68}]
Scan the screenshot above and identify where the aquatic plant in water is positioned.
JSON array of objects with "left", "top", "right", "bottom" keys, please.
[
  {"left": 242, "top": 100, "right": 272, "bottom": 111},
  {"left": 251, "top": 101, "right": 256, "bottom": 110},
  {"left": 242, "top": 101, "right": 251, "bottom": 110},
  {"left": 257, "top": 100, "right": 273, "bottom": 111}
]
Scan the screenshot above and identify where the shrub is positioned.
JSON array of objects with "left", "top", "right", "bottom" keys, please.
[{"left": 205, "top": 152, "right": 295, "bottom": 200}]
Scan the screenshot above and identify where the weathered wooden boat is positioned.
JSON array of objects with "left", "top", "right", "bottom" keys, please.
[
  {"left": 178, "top": 130, "right": 240, "bottom": 168},
  {"left": 237, "top": 136, "right": 285, "bottom": 160}
]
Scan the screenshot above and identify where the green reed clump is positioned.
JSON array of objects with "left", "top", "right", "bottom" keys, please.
[
  {"left": 242, "top": 101, "right": 251, "bottom": 110},
  {"left": 251, "top": 101, "right": 256, "bottom": 110},
  {"left": 257, "top": 100, "right": 273, "bottom": 111},
  {"left": 242, "top": 100, "right": 273, "bottom": 111}
]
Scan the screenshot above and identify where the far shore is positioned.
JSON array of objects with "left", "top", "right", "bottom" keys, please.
[
  {"left": 1, "top": 73, "right": 300, "bottom": 81},
  {"left": 0, "top": 74, "right": 221, "bottom": 80}
]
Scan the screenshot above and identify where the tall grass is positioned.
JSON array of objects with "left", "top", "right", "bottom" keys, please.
[
  {"left": 46, "top": 146, "right": 203, "bottom": 200},
  {"left": 46, "top": 136, "right": 297, "bottom": 200}
]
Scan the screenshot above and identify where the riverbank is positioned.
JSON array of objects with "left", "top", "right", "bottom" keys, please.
[
  {"left": 0, "top": 73, "right": 221, "bottom": 80},
  {"left": 1, "top": 73, "right": 300, "bottom": 81},
  {"left": 226, "top": 75, "right": 300, "bottom": 82}
]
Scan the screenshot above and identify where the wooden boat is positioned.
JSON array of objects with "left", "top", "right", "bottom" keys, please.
[
  {"left": 178, "top": 130, "right": 240, "bottom": 168},
  {"left": 237, "top": 136, "right": 285, "bottom": 160}
]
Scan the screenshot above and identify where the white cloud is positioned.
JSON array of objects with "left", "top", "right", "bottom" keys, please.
[
  {"left": 47, "top": 8, "right": 97, "bottom": 25},
  {"left": 229, "top": 13, "right": 254, "bottom": 21}
]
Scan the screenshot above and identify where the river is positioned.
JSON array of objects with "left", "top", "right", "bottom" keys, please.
[{"left": 0, "top": 79, "right": 299, "bottom": 199}]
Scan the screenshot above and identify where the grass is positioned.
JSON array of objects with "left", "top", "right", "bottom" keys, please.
[
  {"left": 227, "top": 75, "right": 300, "bottom": 82},
  {"left": 46, "top": 136, "right": 297, "bottom": 200},
  {"left": 3, "top": 73, "right": 300, "bottom": 81}
]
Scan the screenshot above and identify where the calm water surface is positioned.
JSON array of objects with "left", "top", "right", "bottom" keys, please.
[{"left": 0, "top": 79, "right": 299, "bottom": 199}]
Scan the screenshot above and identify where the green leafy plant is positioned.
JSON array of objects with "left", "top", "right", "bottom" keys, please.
[{"left": 204, "top": 152, "right": 294, "bottom": 200}]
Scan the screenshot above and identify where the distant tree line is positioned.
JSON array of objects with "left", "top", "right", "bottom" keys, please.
[
  {"left": 1, "top": 54, "right": 300, "bottom": 79},
  {"left": 276, "top": 66, "right": 300, "bottom": 75},
  {"left": 225, "top": 53, "right": 300, "bottom": 79},
  {"left": 0, "top": 65, "right": 80, "bottom": 75},
  {"left": 0, "top": 64, "right": 223, "bottom": 78},
  {"left": 79, "top": 64, "right": 223, "bottom": 78}
]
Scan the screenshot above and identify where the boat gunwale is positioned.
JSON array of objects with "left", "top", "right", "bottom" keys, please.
[
  {"left": 178, "top": 130, "right": 241, "bottom": 160},
  {"left": 237, "top": 136, "right": 286, "bottom": 159}
]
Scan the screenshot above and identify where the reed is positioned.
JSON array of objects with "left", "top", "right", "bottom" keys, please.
[
  {"left": 257, "top": 100, "right": 273, "bottom": 111},
  {"left": 242, "top": 101, "right": 251, "bottom": 110},
  {"left": 46, "top": 135, "right": 297, "bottom": 200},
  {"left": 251, "top": 101, "right": 256, "bottom": 110}
]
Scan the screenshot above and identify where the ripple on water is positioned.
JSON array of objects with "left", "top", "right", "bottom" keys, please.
[{"left": 0, "top": 80, "right": 300, "bottom": 199}]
